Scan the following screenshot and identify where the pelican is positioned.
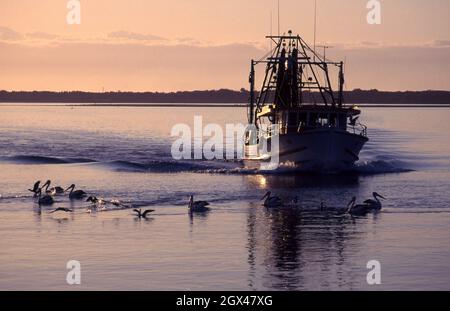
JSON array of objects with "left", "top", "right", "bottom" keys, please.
[
  {"left": 109, "top": 199, "right": 130, "bottom": 208},
  {"left": 86, "top": 196, "right": 106, "bottom": 205},
  {"left": 50, "top": 207, "right": 73, "bottom": 213},
  {"left": 28, "top": 180, "right": 41, "bottom": 197},
  {"left": 362, "top": 192, "right": 386, "bottom": 211},
  {"left": 41, "top": 180, "right": 65, "bottom": 196},
  {"left": 133, "top": 208, "right": 155, "bottom": 219},
  {"left": 110, "top": 199, "right": 121, "bottom": 207},
  {"left": 188, "top": 195, "right": 210, "bottom": 212},
  {"left": 346, "top": 194, "right": 385, "bottom": 216},
  {"left": 346, "top": 197, "right": 368, "bottom": 215},
  {"left": 65, "top": 184, "right": 87, "bottom": 200},
  {"left": 261, "top": 191, "right": 282, "bottom": 208},
  {"left": 37, "top": 189, "right": 54, "bottom": 206}
]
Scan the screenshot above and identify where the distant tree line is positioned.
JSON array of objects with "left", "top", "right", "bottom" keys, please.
[{"left": 1, "top": 89, "right": 449, "bottom": 104}]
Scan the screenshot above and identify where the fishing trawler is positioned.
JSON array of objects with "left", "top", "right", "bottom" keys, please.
[{"left": 244, "top": 31, "right": 368, "bottom": 172}]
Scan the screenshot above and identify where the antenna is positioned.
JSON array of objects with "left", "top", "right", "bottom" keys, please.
[
  {"left": 317, "top": 45, "right": 333, "bottom": 60},
  {"left": 313, "top": 0, "right": 317, "bottom": 61},
  {"left": 277, "top": 0, "right": 280, "bottom": 36},
  {"left": 270, "top": 11, "right": 273, "bottom": 50}
]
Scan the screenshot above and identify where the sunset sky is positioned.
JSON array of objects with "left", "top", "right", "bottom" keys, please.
[{"left": 1, "top": 0, "right": 449, "bottom": 92}]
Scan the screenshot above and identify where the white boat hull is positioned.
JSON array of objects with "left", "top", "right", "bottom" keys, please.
[{"left": 244, "top": 128, "right": 368, "bottom": 172}]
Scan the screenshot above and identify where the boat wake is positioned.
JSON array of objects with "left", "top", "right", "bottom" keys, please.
[
  {"left": 95, "top": 157, "right": 416, "bottom": 175},
  {"left": 1, "top": 127, "right": 445, "bottom": 176},
  {"left": 0, "top": 153, "right": 416, "bottom": 175},
  {"left": 0, "top": 155, "right": 96, "bottom": 164},
  {"left": 352, "top": 159, "right": 413, "bottom": 174}
]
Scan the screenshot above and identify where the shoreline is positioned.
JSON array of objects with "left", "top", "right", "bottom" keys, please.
[
  {"left": 2, "top": 90, "right": 450, "bottom": 105},
  {"left": 1, "top": 103, "right": 450, "bottom": 108}
]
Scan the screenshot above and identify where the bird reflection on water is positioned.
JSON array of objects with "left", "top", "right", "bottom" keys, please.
[{"left": 245, "top": 173, "right": 368, "bottom": 290}]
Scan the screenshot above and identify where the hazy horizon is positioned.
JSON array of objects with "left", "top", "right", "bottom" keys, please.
[{"left": 1, "top": 0, "right": 449, "bottom": 92}]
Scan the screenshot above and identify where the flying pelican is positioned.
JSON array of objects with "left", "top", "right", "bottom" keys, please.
[
  {"left": 37, "top": 189, "right": 54, "bottom": 206},
  {"left": 261, "top": 191, "right": 282, "bottom": 208},
  {"left": 362, "top": 192, "right": 386, "bottom": 211},
  {"left": 133, "top": 208, "right": 155, "bottom": 219},
  {"left": 188, "top": 195, "right": 210, "bottom": 213},
  {"left": 65, "top": 184, "right": 87, "bottom": 200},
  {"left": 28, "top": 180, "right": 41, "bottom": 197},
  {"left": 50, "top": 207, "right": 73, "bottom": 213},
  {"left": 41, "top": 180, "right": 65, "bottom": 195}
]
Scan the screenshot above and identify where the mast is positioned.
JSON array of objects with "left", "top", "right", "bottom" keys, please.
[
  {"left": 277, "top": 0, "right": 280, "bottom": 36},
  {"left": 338, "top": 61, "right": 344, "bottom": 107},
  {"left": 248, "top": 60, "right": 255, "bottom": 124},
  {"left": 313, "top": 0, "right": 317, "bottom": 62},
  {"left": 249, "top": 32, "right": 344, "bottom": 127}
]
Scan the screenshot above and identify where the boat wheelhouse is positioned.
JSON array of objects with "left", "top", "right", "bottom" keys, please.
[{"left": 244, "top": 31, "right": 368, "bottom": 172}]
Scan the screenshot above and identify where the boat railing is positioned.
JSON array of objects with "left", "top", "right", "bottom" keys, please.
[
  {"left": 251, "top": 121, "right": 368, "bottom": 138},
  {"left": 260, "top": 127, "right": 275, "bottom": 139},
  {"left": 348, "top": 122, "right": 368, "bottom": 137},
  {"left": 244, "top": 125, "right": 275, "bottom": 146}
]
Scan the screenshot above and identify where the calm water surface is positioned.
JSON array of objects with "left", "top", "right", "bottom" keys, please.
[{"left": 0, "top": 105, "right": 449, "bottom": 290}]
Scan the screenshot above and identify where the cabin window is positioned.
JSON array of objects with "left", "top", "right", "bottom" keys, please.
[
  {"left": 309, "top": 113, "right": 318, "bottom": 127},
  {"left": 329, "top": 113, "right": 337, "bottom": 127},
  {"left": 318, "top": 113, "right": 328, "bottom": 126},
  {"left": 299, "top": 113, "right": 307, "bottom": 128},
  {"left": 277, "top": 114, "right": 285, "bottom": 134}
]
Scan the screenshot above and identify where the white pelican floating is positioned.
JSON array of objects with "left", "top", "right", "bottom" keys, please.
[
  {"left": 188, "top": 195, "right": 210, "bottom": 213},
  {"left": 41, "top": 180, "right": 65, "bottom": 196},
  {"left": 261, "top": 191, "right": 282, "bottom": 208},
  {"left": 109, "top": 199, "right": 130, "bottom": 208},
  {"left": 37, "top": 189, "right": 54, "bottom": 206},
  {"left": 362, "top": 192, "right": 386, "bottom": 211},
  {"left": 110, "top": 199, "right": 121, "bottom": 206},
  {"left": 86, "top": 196, "right": 106, "bottom": 205},
  {"left": 65, "top": 184, "right": 87, "bottom": 200},
  {"left": 347, "top": 197, "right": 368, "bottom": 215},
  {"left": 347, "top": 193, "right": 386, "bottom": 216}
]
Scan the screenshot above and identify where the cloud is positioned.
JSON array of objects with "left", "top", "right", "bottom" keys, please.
[
  {"left": 175, "top": 37, "right": 204, "bottom": 45},
  {"left": 26, "top": 32, "right": 59, "bottom": 40},
  {"left": 1, "top": 26, "right": 449, "bottom": 92},
  {"left": 432, "top": 40, "right": 450, "bottom": 47},
  {"left": 108, "top": 30, "right": 166, "bottom": 42},
  {"left": 359, "top": 41, "right": 380, "bottom": 47},
  {"left": 0, "top": 41, "right": 263, "bottom": 91},
  {"left": 0, "top": 26, "right": 23, "bottom": 41}
]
